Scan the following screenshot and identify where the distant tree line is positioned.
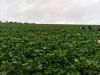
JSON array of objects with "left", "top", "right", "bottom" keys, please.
[
  {"left": 0, "top": 20, "right": 36, "bottom": 24},
  {"left": 80, "top": 26, "right": 100, "bottom": 31}
]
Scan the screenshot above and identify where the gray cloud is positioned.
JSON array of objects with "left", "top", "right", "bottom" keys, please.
[{"left": 0, "top": 0, "right": 100, "bottom": 24}]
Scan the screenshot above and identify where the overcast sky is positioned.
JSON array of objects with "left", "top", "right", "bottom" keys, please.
[{"left": 0, "top": 0, "right": 100, "bottom": 24}]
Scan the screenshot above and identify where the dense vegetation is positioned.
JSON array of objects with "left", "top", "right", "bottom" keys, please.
[{"left": 0, "top": 23, "right": 100, "bottom": 75}]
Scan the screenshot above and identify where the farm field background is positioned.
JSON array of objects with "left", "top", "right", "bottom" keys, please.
[{"left": 0, "top": 23, "right": 100, "bottom": 75}]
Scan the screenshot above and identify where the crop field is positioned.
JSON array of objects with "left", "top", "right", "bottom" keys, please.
[{"left": 0, "top": 23, "right": 100, "bottom": 75}]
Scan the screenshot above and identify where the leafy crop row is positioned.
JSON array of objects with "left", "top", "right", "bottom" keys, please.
[{"left": 0, "top": 24, "right": 100, "bottom": 75}]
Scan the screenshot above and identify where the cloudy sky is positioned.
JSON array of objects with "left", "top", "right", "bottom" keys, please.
[{"left": 0, "top": 0, "right": 100, "bottom": 24}]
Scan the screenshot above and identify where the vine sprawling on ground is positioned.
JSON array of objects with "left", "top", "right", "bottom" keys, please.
[{"left": 0, "top": 23, "right": 100, "bottom": 75}]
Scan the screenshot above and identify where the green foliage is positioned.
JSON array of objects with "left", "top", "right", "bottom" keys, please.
[{"left": 0, "top": 23, "right": 100, "bottom": 75}]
